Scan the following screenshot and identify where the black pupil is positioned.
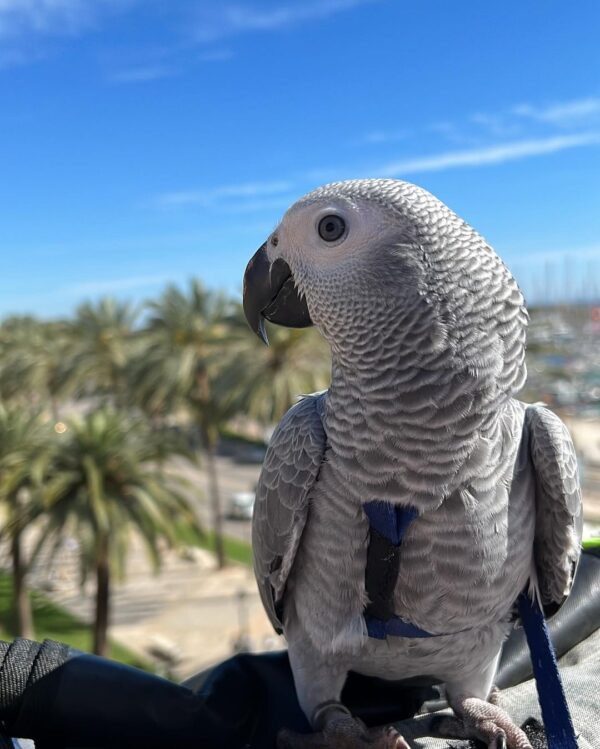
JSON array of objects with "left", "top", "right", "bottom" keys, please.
[{"left": 319, "top": 215, "right": 345, "bottom": 241}]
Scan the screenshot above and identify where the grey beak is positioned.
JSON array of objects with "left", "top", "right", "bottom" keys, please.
[{"left": 242, "top": 242, "right": 312, "bottom": 344}]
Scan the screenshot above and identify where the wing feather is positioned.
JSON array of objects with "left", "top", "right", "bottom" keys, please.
[
  {"left": 252, "top": 393, "right": 327, "bottom": 633},
  {"left": 527, "top": 404, "right": 583, "bottom": 611}
]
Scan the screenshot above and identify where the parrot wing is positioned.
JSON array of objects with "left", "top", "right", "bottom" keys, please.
[
  {"left": 527, "top": 404, "right": 583, "bottom": 613},
  {"left": 252, "top": 392, "right": 327, "bottom": 633}
]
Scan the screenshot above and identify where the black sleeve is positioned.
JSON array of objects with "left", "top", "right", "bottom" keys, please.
[{"left": 0, "top": 639, "right": 242, "bottom": 749}]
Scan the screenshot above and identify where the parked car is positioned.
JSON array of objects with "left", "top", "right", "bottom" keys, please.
[{"left": 228, "top": 488, "right": 256, "bottom": 520}]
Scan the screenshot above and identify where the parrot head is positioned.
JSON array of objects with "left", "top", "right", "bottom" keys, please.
[{"left": 243, "top": 178, "right": 527, "bottom": 396}]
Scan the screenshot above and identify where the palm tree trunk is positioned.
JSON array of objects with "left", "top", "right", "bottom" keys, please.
[
  {"left": 93, "top": 535, "right": 110, "bottom": 656},
  {"left": 201, "top": 425, "right": 226, "bottom": 569},
  {"left": 11, "top": 529, "right": 34, "bottom": 639}
]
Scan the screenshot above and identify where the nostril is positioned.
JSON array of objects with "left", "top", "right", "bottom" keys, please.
[{"left": 271, "top": 234, "right": 279, "bottom": 247}]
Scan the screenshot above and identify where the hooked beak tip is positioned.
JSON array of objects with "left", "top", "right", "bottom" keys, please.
[{"left": 258, "top": 317, "right": 269, "bottom": 345}]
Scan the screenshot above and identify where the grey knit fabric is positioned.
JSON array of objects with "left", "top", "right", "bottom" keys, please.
[
  {"left": 395, "top": 626, "right": 600, "bottom": 748},
  {"left": 0, "top": 641, "right": 40, "bottom": 719}
]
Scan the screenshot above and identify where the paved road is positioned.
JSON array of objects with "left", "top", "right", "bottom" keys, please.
[{"left": 168, "top": 453, "right": 261, "bottom": 544}]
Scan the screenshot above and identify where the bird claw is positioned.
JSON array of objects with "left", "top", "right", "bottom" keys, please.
[{"left": 451, "top": 696, "right": 532, "bottom": 749}]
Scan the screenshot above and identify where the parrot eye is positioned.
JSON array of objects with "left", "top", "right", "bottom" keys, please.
[{"left": 318, "top": 215, "right": 346, "bottom": 242}]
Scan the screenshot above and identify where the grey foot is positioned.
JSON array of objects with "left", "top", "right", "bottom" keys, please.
[
  {"left": 450, "top": 696, "right": 533, "bottom": 749},
  {"left": 278, "top": 714, "right": 410, "bottom": 749}
]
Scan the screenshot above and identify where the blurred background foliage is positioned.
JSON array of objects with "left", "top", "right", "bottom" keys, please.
[
  {"left": 2, "top": 276, "right": 600, "bottom": 669},
  {"left": 0, "top": 279, "right": 330, "bottom": 659}
]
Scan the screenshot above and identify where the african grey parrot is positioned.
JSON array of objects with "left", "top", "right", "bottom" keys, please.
[{"left": 242, "top": 179, "right": 582, "bottom": 749}]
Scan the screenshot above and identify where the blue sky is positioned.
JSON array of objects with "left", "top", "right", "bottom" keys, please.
[{"left": 1, "top": 0, "right": 599, "bottom": 318}]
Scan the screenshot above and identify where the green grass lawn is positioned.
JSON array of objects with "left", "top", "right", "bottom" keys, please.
[
  {"left": 200, "top": 531, "right": 253, "bottom": 567},
  {"left": 0, "top": 533, "right": 252, "bottom": 671},
  {"left": 0, "top": 572, "right": 152, "bottom": 670},
  {"left": 174, "top": 519, "right": 253, "bottom": 568}
]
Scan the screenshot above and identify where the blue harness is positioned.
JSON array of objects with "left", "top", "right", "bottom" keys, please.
[{"left": 363, "top": 500, "right": 578, "bottom": 748}]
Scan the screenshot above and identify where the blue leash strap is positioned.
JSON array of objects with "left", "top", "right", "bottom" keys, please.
[{"left": 517, "top": 592, "right": 578, "bottom": 748}]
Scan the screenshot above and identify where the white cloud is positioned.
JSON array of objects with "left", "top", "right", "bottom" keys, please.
[
  {"left": 468, "top": 112, "right": 521, "bottom": 139},
  {"left": 360, "top": 94, "right": 600, "bottom": 152},
  {"left": 157, "top": 180, "right": 295, "bottom": 208},
  {"left": 194, "top": 0, "right": 379, "bottom": 42},
  {"left": 0, "top": 0, "right": 376, "bottom": 42},
  {"left": 227, "top": 0, "right": 370, "bottom": 30},
  {"left": 378, "top": 132, "right": 600, "bottom": 177},
  {"left": 512, "top": 96, "right": 600, "bottom": 126},
  {"left": 153, "top": 95, "right": 600, "bottom": 217},
  {"left": 0, "top": 0, "right": 126, "bottom": 38},
  {"left": 0, "top": 0, "right": 373, "bottom": 72},
  {"left": 0, "top": 0, "right": 141, "bottom": 71}
]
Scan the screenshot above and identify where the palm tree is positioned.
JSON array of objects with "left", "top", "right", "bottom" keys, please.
[
  {"left": 128, "top": 280, "right": 235, "bottom": 569},
  {"left": 62, "top": 298, "right": 139, "bottom": 406},
  {"left": 0, "top": 404, "right": 52, "bottom": 638},
  {"left": 38, "top": 408, "right": 203, "bottom": 656},
  {"left": 0, "top": 317, "right": 71, "bottom": 419},
  {"left": 219, "top": 305, "right": 332, "bottom": 426}
]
